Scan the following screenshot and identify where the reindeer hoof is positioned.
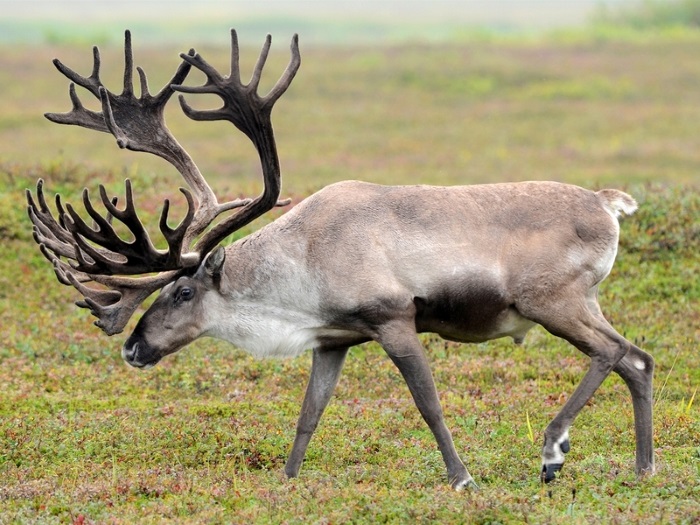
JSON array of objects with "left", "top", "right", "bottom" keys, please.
[
  {"left": 541, "top": 463, "right": 563, "bottom": 483},
  {"left": 541, "top": 435, "right": 570, "bottom": 482},
  {"left": 452, "top": 477, "right": 479, "bottom": 491},
  {"left": 560, "top": 439, "right": 570, "bottom": 453}
]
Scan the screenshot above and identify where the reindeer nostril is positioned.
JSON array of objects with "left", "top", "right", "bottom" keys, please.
[
  {"left": 123, "top": 341, "right": 139, "bottom": 362},
  {"left": 122, "top": 339, "right": 160, "bottom": 369}
]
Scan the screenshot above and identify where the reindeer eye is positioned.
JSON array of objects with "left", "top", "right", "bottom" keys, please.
[{"left": 178, "top": 287, "right": 194, "bottom": 302}]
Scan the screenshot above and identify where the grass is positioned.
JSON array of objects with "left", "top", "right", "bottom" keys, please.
[{"left": 1, "top": 27, "right": 699, "bottom": 524}]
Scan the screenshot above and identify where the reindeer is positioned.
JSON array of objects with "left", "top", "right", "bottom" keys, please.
[{"left": 27, "top": 30, "right": 655, "bottom": 489}]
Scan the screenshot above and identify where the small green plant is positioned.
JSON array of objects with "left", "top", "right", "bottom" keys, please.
[
  {"left": 526, "top": 410, "right": 535, "bottom": 444},
  {"left": 679, "top": 387, "right": 697, "bottom": 415}
]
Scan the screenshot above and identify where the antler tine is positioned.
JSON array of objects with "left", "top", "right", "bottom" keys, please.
[
  {"left": 27, "top": 180, "right": 71, "bottom": 244},
  {"left": 31, "top": 221, "right": 77, "bottom": 262},
  {"left": 154, "top": 49, "right": 197, "bottom": 104},
  {"left": 44, "top": 44, "right": 111, "bottom": 132},
  {"left": 229, "top": 29, "right": 242, "bottom": 84},
  {"left": 44, "top": 83, "right": 108, "bottom": 132},
  {"left": 248, "top": 34, "right": 272, "bottom": 92},
  {"left": 122, "top": 29, "right": 135, "bottom": 97},
  {"left": 27, "top": 180, "right": 98, "bottom": 264},
  {"left": 52, "top": 45, "right": 103, "bottom": 97},
  {"left": 263, "top": 33, "right": 301, "bottom": 109},
  {"left": 159, "top": 187, "right": 199, "bottom": 263}
]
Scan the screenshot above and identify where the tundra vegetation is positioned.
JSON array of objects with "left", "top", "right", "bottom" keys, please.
[{"left": 1, "top": 14, "right": 699, "bottom": 525}]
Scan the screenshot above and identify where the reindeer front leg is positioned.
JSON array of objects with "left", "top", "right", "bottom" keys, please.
[
  {"left": 285, "top": 346, "right": 349, "bottom": 478},
  {"left": 377, "top": 321, "right": 476, "bottom": 490}
]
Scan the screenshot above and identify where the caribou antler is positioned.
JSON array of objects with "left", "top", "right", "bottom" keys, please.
[
  {"left": 173, "top": 29, "right": 300, "bottom": 255},
  {"left": 27, "top": 29, "right": 301, "bottom": 335}
]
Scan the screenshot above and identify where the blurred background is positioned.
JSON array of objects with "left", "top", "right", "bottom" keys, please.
[
  {"left": 3, "top": 0, "right": 700, "bottom": 193},
  {"left": 1, "top": 1, "right": 635, "bottom": 45}
]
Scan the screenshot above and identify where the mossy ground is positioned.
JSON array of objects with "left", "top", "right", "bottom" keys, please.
[{"left": 1, "top": 30, "right": 698, "bottom": 524}]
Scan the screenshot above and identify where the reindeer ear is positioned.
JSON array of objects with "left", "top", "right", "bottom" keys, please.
[{"left": 204, "top": 246, "right": 226, "bottom": 277}]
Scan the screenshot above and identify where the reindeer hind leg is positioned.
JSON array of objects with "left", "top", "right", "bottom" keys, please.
[
  {"left": 588, "top": 288, "right": 655, "bottom": 476},
  {"left": 521, "top": 293, "right": 633, "bottom": 482},
  {"left": 613, "top": 344, "right": 655, "bottom": 476}
]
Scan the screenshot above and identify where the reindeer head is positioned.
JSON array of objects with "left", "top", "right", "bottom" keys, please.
[{"left": 121, "top": 247, "right": 228, "bottom": 368}]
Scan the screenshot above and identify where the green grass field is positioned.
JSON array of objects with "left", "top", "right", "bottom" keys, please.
[{"left": 1, "top": 25, "right": 699, "bottom": 524}]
